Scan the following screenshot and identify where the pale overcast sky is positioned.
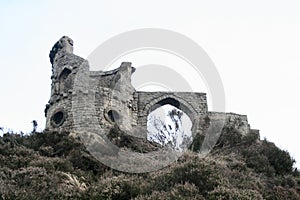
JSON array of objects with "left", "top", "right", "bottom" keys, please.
[{"left": 1, "top": 0, "right": 300, "bottom": 168}]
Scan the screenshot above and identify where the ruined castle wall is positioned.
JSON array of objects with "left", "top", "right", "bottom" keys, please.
[
  {"left": 70, "top": 59, "right": 100, "bottom": 132},
  {"left": 208, "top": 112, "right": 251, "bottom": 136},
  {"left": 95, "top": 86, "right": 113, "bottom": 129},
  {"left": 94, "top": 63, "right": 137, "bottom": 132},
  {"left": 46, "top": 36, "right": 255, "bottom": 140}
]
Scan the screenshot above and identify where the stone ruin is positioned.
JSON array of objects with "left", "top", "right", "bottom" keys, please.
[{"left": 45, "top": 36, "right": 259, "bottom": 147}]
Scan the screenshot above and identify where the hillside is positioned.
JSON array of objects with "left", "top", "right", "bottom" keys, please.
[{"left": 0, "top": 126, "right": 299, "bottom": 199}]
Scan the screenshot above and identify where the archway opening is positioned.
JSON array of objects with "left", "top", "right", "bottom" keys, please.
[{"left": 147, "top": 104, "right": 193, "bottom": 151}]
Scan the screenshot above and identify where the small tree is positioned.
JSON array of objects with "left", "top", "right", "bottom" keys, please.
[{"left": 147, "top": 108, "right": 192, "bottom": 151}]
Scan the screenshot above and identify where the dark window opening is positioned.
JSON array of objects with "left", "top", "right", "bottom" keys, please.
[
  {"left": 107, "top": 110, "right": 120, "bottom": 123},
  {"left": 51, "top": 111, "right": 65, "bottom": 127},
  {"left": 59, "top": 68, "right": 72, "bottom": 80},
  {"left": 59, "top": 68, "right": 72, "bottom": 93}
]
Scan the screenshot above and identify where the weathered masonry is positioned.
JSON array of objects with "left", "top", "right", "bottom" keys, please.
[{"left": 45, "top": 36, "right": 258, "bottom": 141}]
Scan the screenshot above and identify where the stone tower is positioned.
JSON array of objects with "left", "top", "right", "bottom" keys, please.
[{"left": 45, "top": 36, "right": 81, "bottom": 131}]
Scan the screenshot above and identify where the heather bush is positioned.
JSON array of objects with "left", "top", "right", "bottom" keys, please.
[
  {"left": 215, "top": 126, "right": 242, "bottom": 148},
  {"left": 207, "top": 186, "right": 263, "bottom": 200},
  {"left": 243, "top": 139, "right": 295, "bottom": 176},
  {"left": 0, "top": 130, "right": 299, "bottom": 199},
  {"left": 135, "top": 183, "right": 205, "bottom": 200}
]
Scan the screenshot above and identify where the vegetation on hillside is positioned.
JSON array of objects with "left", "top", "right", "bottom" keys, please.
[{"left": 0, "top": 125, "right": 299, "bottom": 199}]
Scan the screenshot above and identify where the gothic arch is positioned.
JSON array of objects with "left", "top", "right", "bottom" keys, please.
[{"left": 143, "top": 94, "right": 198, "bottom": 123}]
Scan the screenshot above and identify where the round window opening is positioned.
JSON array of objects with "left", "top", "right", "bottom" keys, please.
[
  {"left": 107, "top": 110, "right": 120, "bottom": 123},
  {"left": 51, "top": 111, "right": 65, "bottom": 127}
]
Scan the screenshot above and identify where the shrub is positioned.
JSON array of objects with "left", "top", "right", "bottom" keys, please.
[
  {"left": 189, "top": 134, "right": 205, "bottom": 152},
  {"left": 260, "top": 140, "right": 295, "bottom": 175},
  {"left": 135, "top": 183, "right": 205, "bottom": 200},
  {"left": 243, "top": 139, "right": 295, "bottom": 176},
  {"left": 207, "top": 186, "right": 263, "bottom": 200},
  {"left": 150, "top": 156, "right": 220, "bottom": 197},
  {"left": 215, "top": 126, "right": 242, "bottom": 148}
]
